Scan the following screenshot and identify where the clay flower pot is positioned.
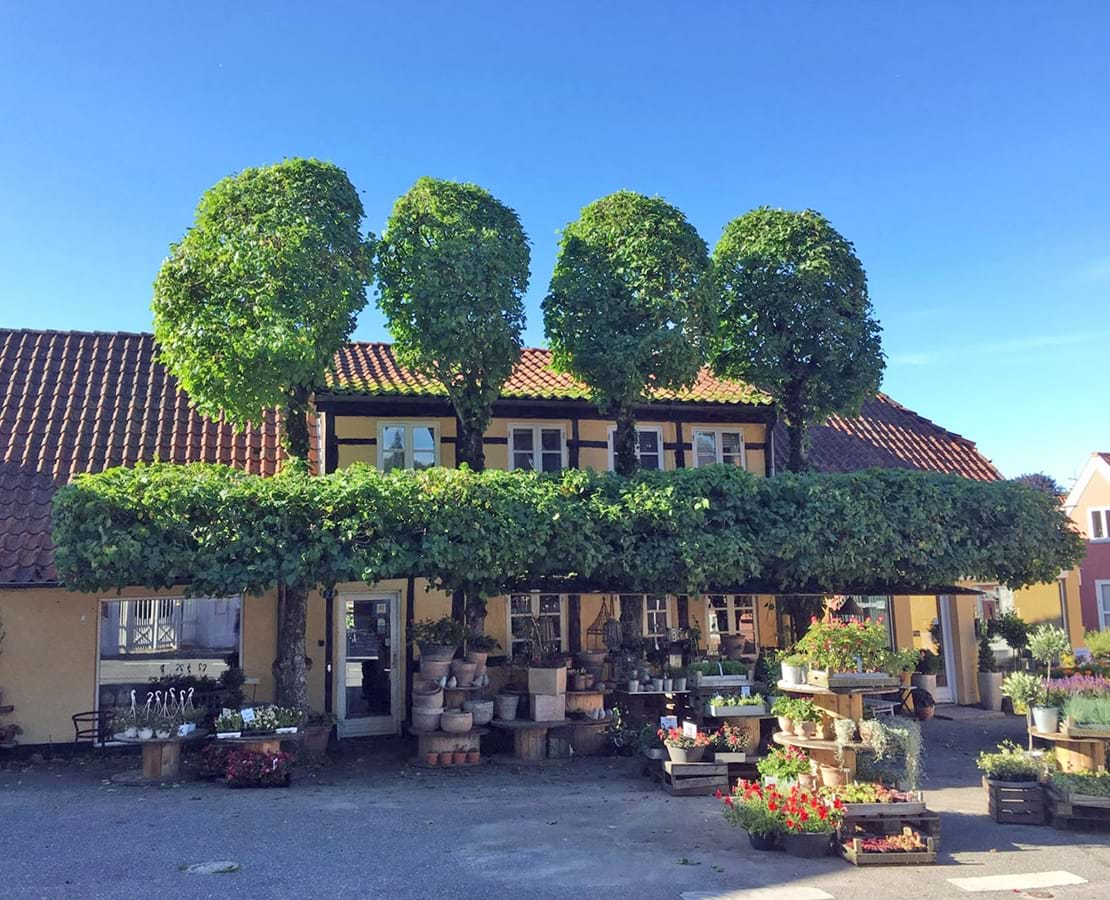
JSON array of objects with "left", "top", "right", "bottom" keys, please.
[
  {"left": 466, "top": 750, "right": 480, "bottom": 765},
  {"left": 440, "top": 709, "right": 473, "bottom": 734},
  {"left": 452, "top": 750, "right": 467, "bottom": 766},
  {"left": 495, "top": 694, "right": 520, "bottom": 721},
  {"left": 776, "top": 716, "right": 792, "bottom": 733},
  {"left": 793, "top": 720, "right": 817, "bottom": 739},
  {"left": 465, "top": 650, "right": 489, "bottom": 678},
  {"left": 412, "top": 682, "right": 444, "bottom": 709},
  {"left": 798, "top": 772, "right": 818, "bottom": 791},
  {"left": 423, "top": 752, "right": 438, "bottom": 766},
  {"left": 411, "top": 707, "right": 442, "bottom": 733},
  {"left": 420, "top": 659, "right": 452, "bottom": 682},
  {"left": 450, "top": 659, "right": 478, "bottom": 686},
  {"left": 439, "top": 752, "right": 455, "bottom": 767},
  {"left": 820, "top": 765, "right": 850, "bottom": 788},
  {"left": 419, "top": 643, "right": 458, "bottom": 662}
]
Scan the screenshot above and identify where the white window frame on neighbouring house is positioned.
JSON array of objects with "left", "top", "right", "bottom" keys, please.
[
  {"left": 507, "top": 592, "right": 569, "bottom": 655},
  {"left": 1089, "top": 507, "right": 1110, "bottom": 542},
  {"left": 691, "top": 428, "right": 746, "bottom": 468},
  {"left": 507, "top": 424, "right": 567, "bottom": 473},
  {"left": 607, "top": 425, "right": 664, "bottom": 471},
  {"left": 1098, "top": 581, "right": 1110, "bottom": 631},
  {"left": 377, "top": 422, "right": 439, "bottom": 472}
]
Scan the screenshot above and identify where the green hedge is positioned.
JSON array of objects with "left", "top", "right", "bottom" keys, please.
[{"left": 52, "top": 463, "right": 1084, "bottom": 598}]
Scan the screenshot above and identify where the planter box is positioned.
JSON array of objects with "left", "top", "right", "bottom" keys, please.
[
  {"left": 711, "top": 751, "right": 748, "bottom": 763},
  {"left": 1061, "top": 717, "right": 1110, "bottom": 739},
  {"left": 840, "top": 836, "right": 937, "bottom": 866},
  {"left": 705, "top": 703, "right": 767, "bottom": 717},
  {"left": 527, "top": 666, "right": 567, "bottom": 696},
  {"left": 661, "top": 760, "right": 728, "bottom": 796},
  {"left": 529, "top": 692, "right": 566, "bottom": 722},
  {"left": 983, "top": 777, "right": 1046, "bottom": 825},
  {"left": 839, "top": 792, "right": 927, "bottom": 818},
  {"left": 690, "top": 671, "right": 750, "bottom": 688},
  {"left": 807, "top": 670, "right": 899, "bottom": 690}
]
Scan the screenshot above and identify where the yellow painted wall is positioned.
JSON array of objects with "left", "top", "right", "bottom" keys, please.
[{"left": 1012, "top": 580, "right": 1065, "bottom": 630}]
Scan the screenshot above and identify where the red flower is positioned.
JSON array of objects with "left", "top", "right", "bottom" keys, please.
[
  {"left": 767, "top": 801, "right": 777, "bottom": 812},
  {"left": 714, "top": 789, "right": 723, "bottom": 798},
  {"left": 785, "top": 818, "right": 795, "bottom": 830},
  {"left": 724, "top": 796, "right": 733, "bottom": 807}
]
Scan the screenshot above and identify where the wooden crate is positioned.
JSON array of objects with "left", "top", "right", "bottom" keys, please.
[
  {"left": 840, "top": 810, "right": 941, "bottom": 842},
  {"left": 661, "top": 760, "right": 728, "bottom": 797},
  {"left": 840, "top": 835, "right": 938, "bottom": 866},
  {"left": 839, "top": 792, "right": 927, "bottom": 818},
  {"left": 1046, "top": 785, "right": 1110, "bottom": 831},
  {"left": 806, "top": 670, "right": 900, "bottom": 690},
  {"left": 983, "top": 778, "right": 1046, "bottom": 826}
]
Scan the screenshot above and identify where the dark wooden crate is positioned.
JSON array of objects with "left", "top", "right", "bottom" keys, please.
[
  {"left": 983, "top": 777, "right": 1046, "bottom": 826},
  {"left": 840, "top": 810, "right": 941, "bottom": 843},
  {"left": 1046, "top": 785, "right": 1110, "bottom": 831},
  {"left": 661, "top": 760, "right": 728, "bottom": 797},
  {"left": 840, "top": 835, "right": 938, "bottom": 866}
]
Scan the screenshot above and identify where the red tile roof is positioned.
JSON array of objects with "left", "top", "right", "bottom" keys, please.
[
  {"left": 773, "top": 393, "right": 1001, "bottom": 481},
  {"left": 0, "top": 330, "right": 293, "bottom": 584},
  {"left": 329, "top": 342, "right": 772, "bottom": 406},
  {"left": 0, "top": 329, "right": 999, "bottom": 585}
]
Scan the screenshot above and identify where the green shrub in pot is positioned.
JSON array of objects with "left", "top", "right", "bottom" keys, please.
[{"left": 976, "top": 741, "right": 1042, "bottom": 783}]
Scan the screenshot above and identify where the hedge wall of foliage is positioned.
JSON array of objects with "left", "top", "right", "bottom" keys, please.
[{"left": 52, "top": 463, "right": 1084, "bottom": 599}]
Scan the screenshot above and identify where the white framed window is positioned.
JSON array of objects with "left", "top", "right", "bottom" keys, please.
[
  {"left": 705, "top": 594, "right": 757, "bottom": 653},
  {"left": 508, "top": 424, "right": 566, "bottom": 473},
  {"left": 836, "top": 595, "right": 894, "bottom": 648},
  {"left": 1089, "top": 508, "right": 1110, "bottom": 541},
  {"left": 692, "top": 429, "right": 745, "bottom": 468},
  {"left": 607, "top": 425, "right": 664, "bottom": 471},
  {"left": 508, "top": 592, "right": 568, "bottom": 654},
  {"left": 644, "top": 595, "right": 668, "bottom": 636},
  {"left": 1098, "top": 581, "right": 1110, "bottom": 631},
  {"left": 378, "top": 422, "right": 438, "bottom": 472}
]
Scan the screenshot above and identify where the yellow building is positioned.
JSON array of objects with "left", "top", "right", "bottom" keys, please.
[{"left": 0, "top": 330, "right": 1008, "bottom": 745}]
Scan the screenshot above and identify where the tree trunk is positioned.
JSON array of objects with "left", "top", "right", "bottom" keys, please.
[
  {"left": 283, "top": 383, "right": 312, "bottom": 465},
  {"left": 465, "top": 590, "right": 487, "bottom": 637},
  {"left": 455, "top": 417, "right": 486, "bottom": 472},
  {"left": 783, "top": 382, "right": 807, "bottom": 473},
  {"left": 274, "top": 583, "right": 309, "bottom": 711},
  {"left": 613, "top": 404, "right": 638, "bottom": 476}
]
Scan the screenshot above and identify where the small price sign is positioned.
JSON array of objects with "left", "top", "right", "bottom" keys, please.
[
  {"left": 240, "top": 707, "right": 256, "bottom": 724},
  {"left": 741, "top": 685, "right": 751, "bottom": 698},
  {"left": 682, "top": 721, "right": 699, "bottom": 739},
  {"left": 659, "top": 715, "right": 678, "bottom": 730}
]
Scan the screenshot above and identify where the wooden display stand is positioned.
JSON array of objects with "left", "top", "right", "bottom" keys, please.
[
  {"left": 413, "top": 727, "right": 488, "bottom": 757},
  {"left": 490, "top": 719, "right": 566, "bottom": 763},
  {"left": 215, "top": 732, "right": 303, "bottom": 756},
  {"left": 1029, "top": 728, "right": 1107, "bottom": 772},
  {"left": 111, "top": 730, "right": 209, "bottom": 784}
]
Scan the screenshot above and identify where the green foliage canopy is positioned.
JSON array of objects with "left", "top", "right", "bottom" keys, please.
[
  {"left": 543, "top": 191, "right": 717, "bottom": 475},
  {"left": 53, "top": 465, "right": 1084, "bottom": 600},
  {"left": 712, "top": 208, "right": 885, "bottom": 472},
  {"left": 376, "top": 178, "right": 530, "bottom": 471},
  {"left": 152, "top": 158, "right": 371, "bottom": 461}
]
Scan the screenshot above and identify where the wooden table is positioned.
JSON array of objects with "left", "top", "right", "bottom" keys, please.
[
  {"left": 490, "top": 718, "right": 569, "bottom": 762},
  {"left": 112, "top": 730, "right": 208, "bottom": 783},
  {"left": 1030, "top": 729, "right": 1107, "bottom": 772},
  {"left": 772, "top": 730, "right": 869, "bottom": 773}
]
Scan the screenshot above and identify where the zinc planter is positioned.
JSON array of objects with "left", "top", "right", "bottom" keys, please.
[
  {"left": 650, "top": 678, "right": 664, "bottom": 692},
  {"left": 911, "top": 673, "right": 937, "bottom": 698},
  {"left": 494, "top": 693, "right": 520, "bottom": 721},
  {"left": 627, "top": 680, "right": 640, "bottom": 693},
  {"left": 1032, "top": 706, "right": 1060, "bottom": 734},
  {"left": 662, "top": 678, "right": 673, "bottom": 692},
  {"left": 978, "top": 672, "right": 1004, "bottom": 711},
  {"left": 673, "top": 677, "right": 687, "bottom": 691},
  {"left": 781, "top": 663, "right": 808, "bottom": 686},
  {"left": 666, "top": 744, "right": 707, "bottom": 764},
  {"left": 782, "top": 831, "right": 831, "bottom": 858}
]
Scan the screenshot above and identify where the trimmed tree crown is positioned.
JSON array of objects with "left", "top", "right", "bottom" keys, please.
[
  {"left": 542, "top": 190, "right": 717, "bottom": 414},
  {"left": 152, "top": 158, "right": 370, "bottom": 453},
  {"left": 375, "top": 177, "right": 529, "bottom": 445},
  {"left": 712, "top": 207, "right": 884, "bottom": 464}
]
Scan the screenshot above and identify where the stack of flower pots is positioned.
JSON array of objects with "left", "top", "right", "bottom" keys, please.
[{"left": 412, "top": 647, "right": 487, "bottom": 767}]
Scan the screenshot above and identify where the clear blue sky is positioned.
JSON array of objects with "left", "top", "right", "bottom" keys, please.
[{"left": 2, "top": 3, "right": 1107, "bottom": 484}]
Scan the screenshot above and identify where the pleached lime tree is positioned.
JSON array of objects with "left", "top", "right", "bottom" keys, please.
[
  {"left": 712, "top": 207, "right": 884, "bottom": 473},
  {"left": 376, "top": 177, "right": 530, "bottom": 472},
  {"left": 152, "top": 157, "right": 370, "bottom": 709},
  {"left": 543, "top": 191, "right": 717, "bottom": 475}
]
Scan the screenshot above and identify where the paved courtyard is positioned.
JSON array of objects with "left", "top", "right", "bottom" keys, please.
[{"left": 2, "top": 713, "right": 1108, "bottom": 900}]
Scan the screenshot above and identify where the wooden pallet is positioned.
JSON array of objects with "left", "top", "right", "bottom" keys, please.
[
  {"left": 1046, "top": 785, "right": 1110, "bottom": 831},
  {"left": 661, "top": 760, "right": 728, "bottom": 796},
  {"left": 840, "top": 835, "right": 938, "bottom": 866},
  {"left": 983, "top": 778, "right": 1046, "bottom": 826},
  {"left": 840, "top": 810, "right": 941, "bottom": 843}
]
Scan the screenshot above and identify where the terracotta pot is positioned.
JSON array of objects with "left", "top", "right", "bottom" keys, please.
[
  {"left": 423, "top": 751, "right": 438, "bottom": 766},
  {"left": 793, "top": 720, "right": 817, "bottom": 739},
  {"left": 495, "top": 694, "right": 520, "bottom": 721},
  {"left": 419, "top": 643, "right": 458, "bottom": 662},
  {"left": 466, "top": 750, "right": 480, "bottom": 765},
  {"left": 440, "top": 709, "right": 473, "bottom": 734},
  {"left": 776, "top": 715, "right": 792, "bottom": 733},
  {"left": 452, "top": 750, "right": 467, "bottom": 766},
  {"left": 574, "top": 673, "right": 588, "bottom": 691},
  {"left": 814, "top": 718, "right": 833, "bottom": 741},
  {"left": 439, "top": 751, "right": 455, "bottom": 767},
  {"left": 917, "top": 703, "right": 935, "bottom": 722},
  {"left": 798, "top": 772, "right": 818, "bottom": 791},
  {"left": 465, "top": 650, "right": 489, "bottom": 678},
  {"left": 809, "top": 758, "right": 821, "bottom": 776},
  {"left": 577, "top": 650, "right": 607, "bottom": 669},
  {"left": 450, "top": 659, "right": 478, "bottom": 685},
  {"left": 411, "top": 707, "right": 443, "bottom": 732},
  {"left": 420, "top": 659, "right": 452, "bottom": 681},
  {"left": 412, "top": 682, "right": 444, "bottom": 709},
  {"left": 820, "top": 765, "right": 850, "bottom": 787}
]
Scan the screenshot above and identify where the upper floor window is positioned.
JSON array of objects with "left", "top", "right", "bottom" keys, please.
[
  {"left": 607, "top": 426, "right": 663, "bottom": 471},
  {"left": 379, "top": 423, "right": 437, "bottom": 472},
  {"left": 509, "top": 425, "right": 565, "bottom": 472},
  {"left": 1090, "top": 508, "right": 1110, "bottom": 541},
  {"left": 693, "top": 429, "right": 745, "bottom": 468}
]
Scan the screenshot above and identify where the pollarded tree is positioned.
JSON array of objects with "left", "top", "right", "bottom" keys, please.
[
  {"left": 152, "top": 157, "right": 370, "bottom": 709},
  {"left": 543, "top": 191, "right": 717, "bottom": 476},
  {"left": 377, "top": 177, "right": 530, "bottom": 472},
  {"left": 712, "top": 207, "right": 884, "bottom": 473}
]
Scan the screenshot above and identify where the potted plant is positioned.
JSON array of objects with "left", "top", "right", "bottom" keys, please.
[
  {"left": 789, "top": 699, "right": 820, "bottom": 738},
  {"left": 226, "top": 749, "right": 293, "bottom": 788},
  {"left": 113, "top": 708, "right": 139, "bottom": 740},
  {"left": 412, "top": 617, "right": 467, "bottom": 662},
  {"left": 756, "top": 745, "right": 810, "bottom": 787},
  {"left": 153, "top": 713, "right": 174, "bottom": 740},
  {"left": 705, "top": 692, "right": 768, "bottom": 717},
  {"left": 1002, "top": 671, "right": 1052, "bottom": 741},
  {"left": 662, "top": 668, "right": 674, "bottom": 692},
  {"left": 658, "top": 726, "right": 712, "bottom": 763},
  {"left": 977, "top": 626, "right": 1004, "bottom": 712},
  {"left": 1062, "top": 695, "right": 1110, "bottom": 736},
  {"left": 883, "top": 647, "right": 921, "bottom": 686},
  {"left": 718, "top": 781, "right": 784, "bottom": 851},
  {"left": 712, "top": 722, "right": 752, "bottom": 763},
  {"left": 1029, "top": 625, "right": 1071, "bottom": 686},
  {"left": 215, "top": 710, "right": 244, "bottom": 739},
  {"left": 639, "top": 723, "right": 667, "bottom": 760},
  {"left": 911, "top": 649, "right": 941, "bottom": 697},
  {"left": 465, "top": 633, "right": 499, "bottom": 678},
  {"left": 780, "top": 653, "right": 808, "bottom": 687},
  {"left": 302, "top": 712, "right": 335, "bottom": 755},
  {"left": 976, "top": 740, "right": 1042, "bottom": 784},
  {"left": 466, "top": 749, "right": 480, "bottom": 765},
  {"left": 771, "top": 695, "right": 795, "bottom": 733},
  {"left": 794, "top": 616, "right": 897, "bottom": 688},
  {"left": 273, "top": 706, "right": 301, "bottom": 734},
  {"left": 745, "top": 780, "right": 842, "bottom": 857}
]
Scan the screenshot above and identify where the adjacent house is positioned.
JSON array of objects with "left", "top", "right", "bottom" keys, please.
[
  {"left": 1062, "top": 453, "right": 1110, "bottom": 632},
  {"left": 1, "top": 329, "right": 1007, "bottom": 745}
]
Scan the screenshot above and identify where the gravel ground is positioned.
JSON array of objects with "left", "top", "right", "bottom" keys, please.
[{"left": 2, "top": 713, "right": 1109, "bottom": 900}]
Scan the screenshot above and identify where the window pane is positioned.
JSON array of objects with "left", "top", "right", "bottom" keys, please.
[
  {"left": 541, "top": 451, "right": 562, "bottom": 473},
  {"left": 541, "top": 429, "right": 561, "bottom": 451},
  {"left": 695, "top": 432, "right": 716, "bottom": 466},
  {"left": 1093, "top": 511, "right": 1106, "bottom": 540},
  {"left": 510, "top": 595, "right": 532, "bottom": 615},
  {"left": 413, "top": 427, "right": 435, "bottom": 451},
  {"left": 381, "top": 449, "right": 406, "bottom": 472},
  {"left": 412, "top": 450, "right": 435, "bottom": 470},
  {"left": 638, "top": 431, "right": 659, "bottom": 453},
  {"left": 722, "top": 432, "right": 743, "bottom": 465},
  {"left": 512, "top": 428, "right": 534, "bottom": 451},
  {"left": 514, "top": 452, "right": 534, "bottom": 471},
  {"left": 539, "top": 595, "right": 561, "bottom": 615}
]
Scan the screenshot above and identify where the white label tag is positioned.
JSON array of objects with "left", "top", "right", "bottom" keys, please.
[
  {"left": 240, "top": 707, "right": 256, "bottom": 723},
  {"left": 741, "top": 685, "right": 751, "bottom": 698},
  {"left": 659, "top": 716, "right": 678, "bottom": 730},
  {"left": 682, "top": 721, "right": 699, "bottom": 739}
]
